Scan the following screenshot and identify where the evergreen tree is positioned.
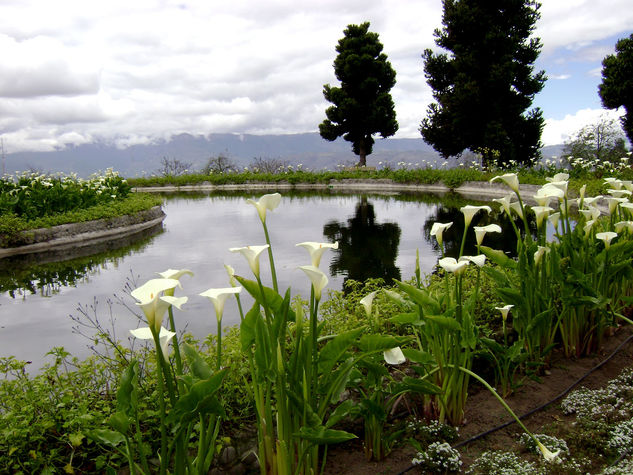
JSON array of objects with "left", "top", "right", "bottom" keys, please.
[
  {"left": 421, "top": 0, "right": 546, "bottom": 167},
  {"left": 319, "top": 22, "right": 398, "bottom": 167},
  {"left": 599, "top": 33, "right": 633, "bottom": 146}
]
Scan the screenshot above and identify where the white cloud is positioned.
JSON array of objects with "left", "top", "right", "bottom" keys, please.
[
  {"left": 542, "top": 108, "right": 625, "bottom": 146},
  {"left": 550, "top": 74, "right": 571, "bottom": 80},
  {"left": 0, "top": 0, "right": 630, "bottom": 152}
]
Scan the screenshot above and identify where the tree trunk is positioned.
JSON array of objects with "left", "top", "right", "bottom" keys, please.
[{"left": 358, "top": 141, "right": 367, "bottom": 167}]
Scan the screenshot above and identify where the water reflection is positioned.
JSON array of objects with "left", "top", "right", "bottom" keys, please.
[
  {"left": 0, "top": 223, "right": 163, "bottom": 298},
  {"left": 324, "top": 197, "right": 401, "bottom": 288}
]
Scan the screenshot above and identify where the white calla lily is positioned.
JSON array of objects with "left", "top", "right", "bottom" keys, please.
[
  {"left": 299, "top": 265, "right": 329, "bottom": 300},
  {"left": 360, "top": 291, "right": 378, "bottom": 317},
  {"left": 596, "top": 231, "right": 618, "bottom": 249},
  {"left": 510, "top": 201, "right": 524, "bottom": 219},
  {"left": 495, "top": 304, "right": 513, "bottom": 321},
  {"left": 459, "top": 255, "right": 486, "bottom": 267},
  {"left": 536, "top": 441, "right": 561, "bottom": 463},
  {"left": 430, "top": 222, "right": 453, "bottom": 247},
  {"left": 492, "top": 195, "right": 513, "bottom": 216},
  {"left": 531, "top": 206, "right": 553, "bottom": 229},
  {"left": 439, "top": 257, "right": 468, "bottom": 275},
  {"left": 537, "top": 183, "right": 565, "bottom": 201},
  {"left": 615, "top": 221, "right": 633, "bottom": 233},
  {"left": 296, "top": 241, "right": 339, "bottom": 268},
  {"left": 606, "top": 197, "right": 628, "bottom": 215},
  {"left": 131, "top": 278, "right": 181, "bottom": 331},
  {"left": 583, "top": 220, "right": 595, "bottom": 237},
  {"left": 384, "top": 347, "right": 406, "bottom": 365},
  {"left": 200, "top": 287, "right": 242, "bottom": 322},
  {"left": 534, "top": 246, "right": 550, "bottom": 266},
  {"left": 473, "top": 224, "right": 502, "bottom": 246},
  {"left": 130, "top": 326, "right": 176, "bottom": 360},
  {"left": 604, "top": 177, "right": 622, "bottom": 190},
  {"left": 224, "top": 264, "right": 238, "bottom": 287},
  {"left": 546, "top": 173, "right": 569, "bottom": 183},
  {"left": 157, "top": 268, "right": 194, "bottom": 281},
  {"left": 583, "top": 195, "right": 603, "bottom": 208},
  {"left": 460, "top": 205, "right": 492, "bottom": 228},
  {"left": 230, "top": 245, "right": 270, "bottom": 278},
  {"left": 607, "top": 189, "right": 632, "bottom": 198},
  {"left": 246, "top": 193, "right": 282, "bottom": 223},
  {"left": 490, "top": 173, "right": 520, "bottom": 193},
  {"left": 548, "top": 212, "right": 560, "bottom": 230}
]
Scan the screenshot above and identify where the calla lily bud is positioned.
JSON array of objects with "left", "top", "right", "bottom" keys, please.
[
  {"left": 439, "top": 257, "right": 468, "bottom": 275},
  {"left": 200, "top": 287, "right": 242, "bottom": 323},
  {"left": 596, "top": 231, "right": 618, "bottom": 250},
  {"left": 130, "top": 326, "right": 176, "bottom": 361},
  {"left": 299, "top": 265, "right": 329, "bottom": 301},
  {"left": 490, "top": 173, "right": 520, "bottom": 193},
  {"left": 534, "top": 246, "right": 550, "bottom": 266},
  {"left": 536, "top": 441, "right": 561, "bottom": 462},
  {"left": 246, "top": 193, "right": 282, "bottom": 223},
  {"left": 583, "top": 220, "right": 595, "bottom": 237},
  {"left": 495, "top": 304, "right": 513, "bottom": 321},
  {"left": 296, "top": 241, "right": 339, "bottom": 268},
  {"left": 384, "top": 347, "right": 406, "bottom": 365},
  {"left": 229, "top": 245, "right": 270, "bottom": 278},
  {"left": 461, "top": 205, "right": 492, "bottom": 228},
  {"left": 473, "top": 224, "right": 502, "bottom": 246},
  {"left": 360, "top": 291, "right": 378, "bottom": 317},
  {"left": 430, "top": 222, "right": 453, "bottom": 247},
  {"left": 224, "top": 264, "right": 238, "bottom": 287}
]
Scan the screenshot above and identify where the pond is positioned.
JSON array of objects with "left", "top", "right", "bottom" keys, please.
[{"left": 0, "top": 190, "right": 519, "bottom": 371}]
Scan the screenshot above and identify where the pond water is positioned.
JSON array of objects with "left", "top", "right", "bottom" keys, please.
[{"left": 0, "top": 190, "right": 519, "bottom": 371}]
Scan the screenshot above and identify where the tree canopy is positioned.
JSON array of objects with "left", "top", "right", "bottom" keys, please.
[
  {"left": 599, "top": 33, "right": 633, "bottom": 146},
  {"left": 420, "top": 0, "right": 546, "bottom": 167},
  {"left": 563, "top": 117, "right": 628, "bottom": 165},
  {"left": 319, "top": 22, "right": 398, "bottom": 167}
]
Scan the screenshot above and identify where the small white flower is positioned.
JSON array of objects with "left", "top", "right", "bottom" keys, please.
[{"left": 384, "top": 347, "right": 406, "bottom": 365}]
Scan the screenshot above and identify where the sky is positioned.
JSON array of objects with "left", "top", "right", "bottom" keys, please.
[{"left": 0, "top": 0, "right": 632, "bottom": 154}]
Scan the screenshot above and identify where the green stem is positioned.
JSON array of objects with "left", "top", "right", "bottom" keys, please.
[
  {"left": 262, "top": 221, "right": 279, "bottom": 293},
  {"left": 151, "top": 330, "right": 168, "bottom": 475}
]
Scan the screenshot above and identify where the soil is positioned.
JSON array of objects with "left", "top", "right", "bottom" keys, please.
[{"left": 322, "top": 325, "right": 633, "bottom": 474}]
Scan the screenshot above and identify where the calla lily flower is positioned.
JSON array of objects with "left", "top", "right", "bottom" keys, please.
[
  {"left": 596, "top": 231, "right": 618, "bottom": 249},
  {"left": 622, "top": 180, "right": 633, "bottom": 192},
  {"left": 534, "top": 246, "right": 550, "bottom": 266},
  {"left": 490, "top": 173, "right": 520, "bottom": 193},
  {"left": 430, "top": 222, "right": 453, "bottom": 247},
  {"left": 438, "top": 257, "right": 468, "bottom": 275},
  {"left": 360, "top": 291, "right": 378, "bottom": 317},
  {"left": 473, "top": 224, "right": 502, "bottom": 246},
  {"left": 583, "top": 220, "right": 595, "bottom": 237},
  {"left": 492, "top": 195, "right": 513, "bottom": 216},
  {"left": 548, "top": 212, "right": 560, "bottom": 230},
  {"left": 130, "top": 326, "right": 176, "bottom": 360},
  {"left": 384, "top": 347, "right": 406, "bottom": 365},
  {"left": 536, "top": 441, "right": 561, "bottom": 462},
  {"left": 606, "top": 197, "right": 628, "bottom": 215},
  {"left": 538, "top": 183, "right": 565, "bottom": 201},
  {"left": 531, "top": 206, "right": 553, "bottom": 229},
  {"left": 615, "top": 221, "right": 633, "bottom": 233},
  {"left": 607, "top": 189, "right": 632, "bottom": 198},
  {"left": 224, "top": 264, "right": 238, "bottom": 287},
  {"left": 459, "top": 255, "right": 486, "bottom": 267},
  {"left": 579, "top": 207, "right": 601, "bottom": 221},
  {"left": 604, "top": 177, "right": 622, "bottom": 190},
  {"left": 157, "top": 268, "right": 193, "bottom": 296},
  {"left": 299, "top": 265, "right": 329, "bottom": 300},
  {"left": 461, "top": 205, "right": 492, "bottom": 228},
  {"left": 547, "top": 180, "right": 568, "bottom": 196},
  {"left": 495, "top": 304, "right": 513, "bottom": 321},
  {"left": 200, "top": 287, "right": 242, "bottom": 322},
  {"left": 246, "top": 193, "right": 282, "bottom": 223},
  {"left": 546, "top": 173, "right": 569, "bottom": 183},
  {"left": 296, "top": 241, "right": 339, "bottom": 267},
  {"left": 510, "top": 201, "right": 524, "bottom": 219},
  {"left": 131, "top": 278, "right": 181, "bottom": 331},
  {"left": 583, "top": 195, "right": 603, "bottom": 208},
  {"left": 230, "top": 245, "right": 270, "bottom": 278}
]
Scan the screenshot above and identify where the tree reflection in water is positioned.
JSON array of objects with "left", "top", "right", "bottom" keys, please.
[{"left": 323, "top": 197, "right": 401, "bottom": 290}]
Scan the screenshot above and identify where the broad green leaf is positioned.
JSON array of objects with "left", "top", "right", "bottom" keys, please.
[
  {"left": 108, "top": 411, "right": 129, "bottom": 434},
  {"left": 388, "top": 312, "right": 420, "bottom": 325},
  {"left": 240, "top": 303, "right": 260, "bottom": 351},
  {"left": 393, "top": 376, "right": 442, "bottom": 395},
  {"left": 325, "top": 400, "right": 359, "bottom": 428},
  {"left": 166, "top": 369, "right": 228, "bottom": 425},
  {"left": 319, "top": 328, "right": 362, "bottom": 375},
  {"left": 480, "top": 245, "right": 517, "bottom": 269},
  {"left": 402, "top": 348, "right": 434, "bottom": 365},
  {"left": 116, "top": 359, "right": 138, "bottom": 414},
  {"left": 296, "top": 426, "right": 357, "bottom": 445},
  {"left": 182, "top": 343, "right": 212, "bottom": 380},
  {"left": 424, "top": 315, "right": 461, "bottom": 332},
  {"left": 88, "top": 429, "right": 126, "bottom": 447},
  {"left": 394, "top": 280, "right": 441, "bottom": 313},
  {"left": 358, "top": 334, "right": 408, "bottom": 352}
]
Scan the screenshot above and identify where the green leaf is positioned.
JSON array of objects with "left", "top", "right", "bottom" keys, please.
[
  {"left": 182, "top": 343, "right": 213, "bottom": 380},
  {"left": 424, "top": 315, "right": 461, "bottom": 332},
  {"left": 240, "top": 303, "right": 260, "bottom": 351},
  {"left": 394, "top": 280, "right": 441, "bottom": 313},
  {"left": 388, "top": 312, "right": 420, "bottom": 325},
  {"left": 295, "top": 426, "right": 357, "bottom": 445},
  {"left": 358, "top": 334, "right": 408, "bottom": 352},
  {"left": 480, "top": 245, "right": 517, "bottom": 269},
  {"left": 325, "top": 400, "right": 359, "bottom": 429},
  {"left": 116, "top": 359, "right": 138, "bottom": 414},
  {"left": 394, "top": 376, "right": 442, "bottom": 395},
  {"left": 108, "top": 411, "right": 129, "bottom": 434},
  {"left": 319, "top": 328, "right": 362, "bottom": 375},
  {"left": 402, "top": 348, "right": 435, "bottom": 365},
  {"left": 166, "top": 369, "right": 228, "bottom": 425},
  {"left": 88, "top": 429, "right": 126, "bottom": 447}
]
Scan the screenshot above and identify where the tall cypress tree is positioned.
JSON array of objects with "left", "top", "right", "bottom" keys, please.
[
  {"left": 319, "top": 22, "right": 398, "bottom": 167},
  {"left": 421, "top": 0, "right": 546, "bottom": 167}
]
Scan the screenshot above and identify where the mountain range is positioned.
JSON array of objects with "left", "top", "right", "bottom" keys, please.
[{"left": 3, "top": 133, "right": 565, "bottom": 178}]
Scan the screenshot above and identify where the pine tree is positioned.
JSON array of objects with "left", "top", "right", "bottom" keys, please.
[
  {"left": 319, "top": 22, "right": 398, "bottom": 167},
  {"left": 599, "top": 33, "right": 633, "bottom": 146},
  {"left": 421, "top": 0, "right": 546, "bottom": 167}
]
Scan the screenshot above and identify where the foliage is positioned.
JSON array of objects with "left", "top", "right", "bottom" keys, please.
[
  {"left": 202, "top": 154, "right": 238, "bottom": 174},
  {"left": 421, "top": 0, "right": 546, "bottom": 167},
  {"left": 319, "top": 22, "right": 398, "bottom": 167},
  {"left": 249, "top": 157, "right": 290, "bottom": 174},
  {"left": 599, "top": 33, "right": 633, "bottom": 145},
  {"left": 563, "top": 117, "right": 629, "bottom": 165}
]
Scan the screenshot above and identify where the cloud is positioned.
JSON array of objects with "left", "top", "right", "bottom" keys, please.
[{"left": 542, "top": 108, "right": 625, "bottom": 146}]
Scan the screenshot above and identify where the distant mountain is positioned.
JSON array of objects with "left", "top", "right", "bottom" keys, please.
[{"left": 3, "top": 133, "right": 565, "bottom": 178}]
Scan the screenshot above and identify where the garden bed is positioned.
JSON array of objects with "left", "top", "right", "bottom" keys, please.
[{"left": 0, "top": 205, "right": 165, "bottom": 258}]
